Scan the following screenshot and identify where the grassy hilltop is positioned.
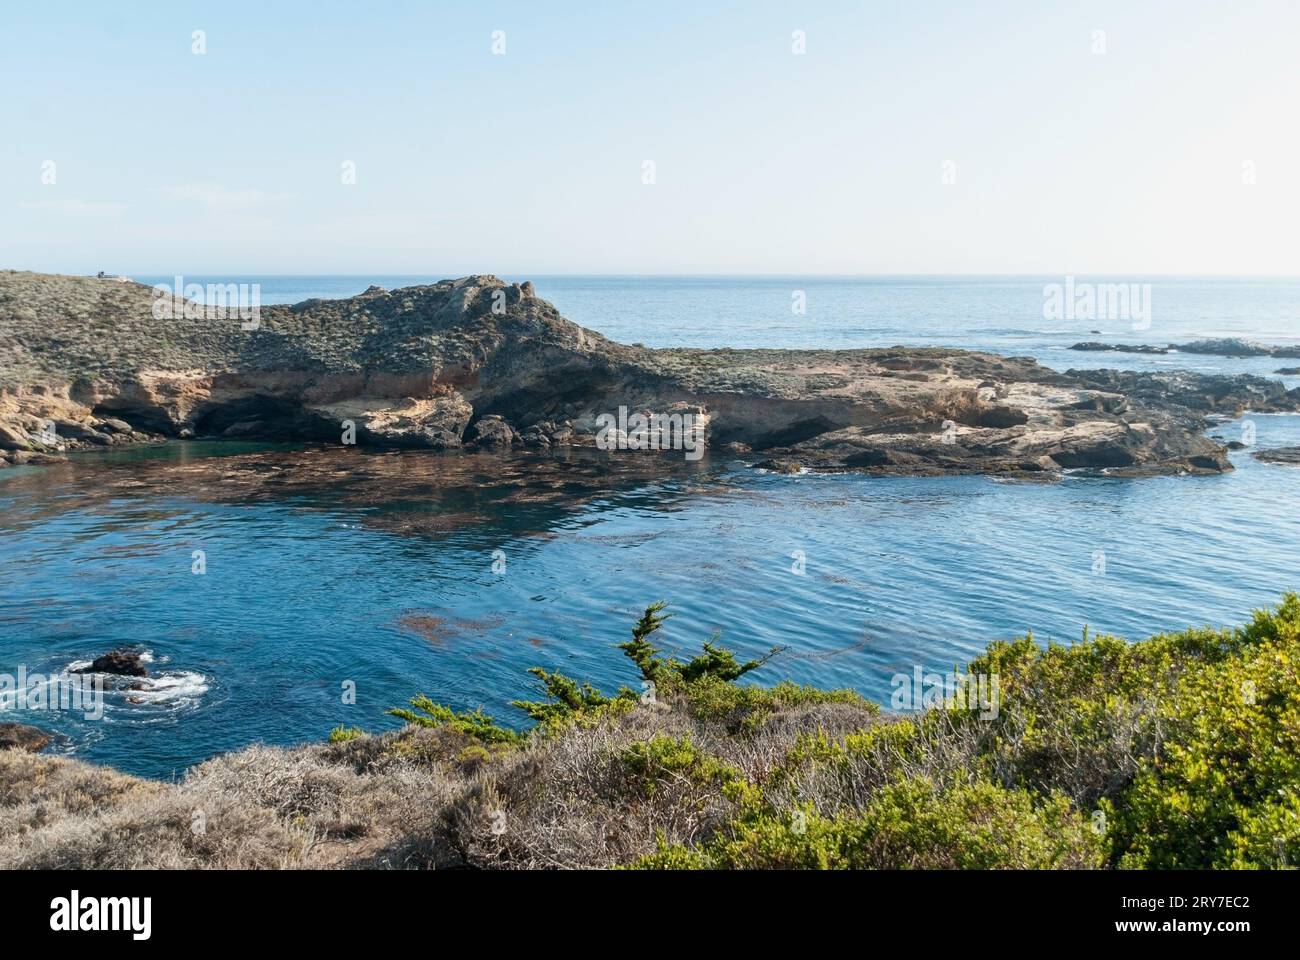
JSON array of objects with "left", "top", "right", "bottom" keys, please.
[{"left": 1, "top": 597, "right": 1297, "bottom": 869}]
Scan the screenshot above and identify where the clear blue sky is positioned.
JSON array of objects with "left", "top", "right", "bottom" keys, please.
[{"left": 2, "top": 0, "right": 1297, "bottom": 275}]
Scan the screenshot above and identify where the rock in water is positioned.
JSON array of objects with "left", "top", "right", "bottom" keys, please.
[
  {"left": 1070, "top": 341, "right": 1169, "bottom": 355},
  {"left": 1255, "top": 447, "right": 1300, "bottom": 465},
  {"left": 74, "top": 649, "right": 149, "bottom": 677},
  {"left": 1071, "top": 338, "right": 1300, "bottom": 359},
  {"left": 0, "top": 722, "right": 52, "bottom": 752},
  {"left": 464, "top": 414, "right": 518, "bottom": 447}
]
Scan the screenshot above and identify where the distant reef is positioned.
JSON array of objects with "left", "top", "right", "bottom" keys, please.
[
  {"left": 1071, "top": 337, "right": 1300, "bottom": 359},
  {"left": 4, "top": 270, "right": 1300, "bottom": 476}
]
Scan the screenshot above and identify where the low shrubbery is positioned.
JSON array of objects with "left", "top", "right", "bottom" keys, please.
[{"left": 383, "top": 594, "right": 1300, "bottom": 870}]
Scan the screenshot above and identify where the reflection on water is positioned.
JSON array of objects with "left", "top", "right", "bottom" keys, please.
[{"left": 2, "top": 425, "right": 1299, "bottom": 779}]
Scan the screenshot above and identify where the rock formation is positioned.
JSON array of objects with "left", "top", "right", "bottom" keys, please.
[
  {"left": 0, "top": 722, "right": 51, "bottom": 753},
  {"left": 5, "top": 270, "right": 1297, "bottom": 476},
  {"left": 1071, "top": 338, "right": 1300, "bottom": 359},
  {"left": 1255, "top": 447, "right": 1300, "bottom": 466},
  {"left": 72, "top": 649, "right": 149, "bottom": 678}
]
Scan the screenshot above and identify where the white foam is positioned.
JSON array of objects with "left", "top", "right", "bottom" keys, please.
[{"left": 126, "top": 670, "right": 210, "bottom": 703}]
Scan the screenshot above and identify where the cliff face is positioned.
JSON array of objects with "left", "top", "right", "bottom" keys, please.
[{"left": 2, "top": 269, "right": 1286, "bottom": 475}]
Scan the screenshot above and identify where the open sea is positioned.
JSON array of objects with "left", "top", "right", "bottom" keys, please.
[{"left": 2, "top": 276, "right": 1298, "bottom": 779}]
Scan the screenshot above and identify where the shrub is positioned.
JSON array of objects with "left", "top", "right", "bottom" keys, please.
[
  {"left": 619, "top": 734, "right": 745, "bottom": 797},
  {"left": 1111, "top": 596, "right": 1300, "bottom": 868},
  {"left": 387, "top": 696, "right": 524, "bottom": 747}
]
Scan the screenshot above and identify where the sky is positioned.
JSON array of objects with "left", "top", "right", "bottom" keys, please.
[{"left": 2, "top": 0, "right": 1298, "bottom": 276}]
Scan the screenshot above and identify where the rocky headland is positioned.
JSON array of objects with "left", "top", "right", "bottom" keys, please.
[{"left": 4, "top": 270, "right": 1299, "bottom": 477}]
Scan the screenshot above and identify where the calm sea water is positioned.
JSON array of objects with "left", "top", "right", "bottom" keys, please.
[{"left": 2, "top": 277, "right": 1298, "bottom": 779}]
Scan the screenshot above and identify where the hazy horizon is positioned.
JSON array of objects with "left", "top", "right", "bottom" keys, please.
[
  {"left": 23, "top": 270, "right": 1300, "bottom": 280},
  {"left": 4, "top": 0, "right": 1298, "bottom": 275}
]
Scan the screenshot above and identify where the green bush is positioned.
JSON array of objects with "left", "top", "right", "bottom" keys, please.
[
  {"left": 387, "top": 594, "right": 1300, "bottom": 870},
  {"left": 386, "top": 696, "right": 524, "bottom": 746},
  {"left": 619, "top": 734, "right": 745, "bottom": 797},
  {"left": 1112, "top": 596, "right": 1300, "bottom": 868}
]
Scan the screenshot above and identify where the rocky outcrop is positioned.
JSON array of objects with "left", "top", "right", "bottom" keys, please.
[
  {"left": 5, "top": 270, "right": 1295, "bottom": 477},
  {"left": 1070, "top": 341, "right": 1171, "bottom": 355},
  {"left": 1255, "top": 447, "right": 1300, "bottom": 466},
  {"left": 73, "top": 650, "right": 149, "bottom": 677},
  {"left": 1071, "top": 338, "right": 1300, "bottom": 359},
  {"left": 0, "top": 722, "right": 51, "bottom": 752},
  {"left": 1062, "top": 368, "right": 1300, "bottom": 415}
]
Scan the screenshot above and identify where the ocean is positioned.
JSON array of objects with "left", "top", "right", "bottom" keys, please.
[{"left": 2, "top": 276, "right": 1297, "bottom": 778}]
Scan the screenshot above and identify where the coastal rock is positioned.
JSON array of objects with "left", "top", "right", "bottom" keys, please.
[
  {"left": 465, "top": 415, "right": 518, "bottom": 447},
  {"left": 1276, "top": 368, "right": 1300, "bottom": 376},
  {"left": 1176, "top": 338, "right": 1271, "bottom": 357},
  {"left": 4, "top": 270, "right": 1294, "bottom": 477},
  {"left": 757, "top": 458, "right": 804, "bottom": 474},
  {"left": 1255, "top": 447, "right": 1300, "bottom": 465},
  {"left": 0, "top": 722, "right": 52, "bottom": 752},
  {"left": 1070, "top": 341, "right": 1169, "bottom": 355},
  {"left": 25, "top": 452, "right": 68, "bottom": 465},
  {"left": 1071, "top": 338, "right": 1300, "bottom": 359},
  {"left": 74, "top": 649, "right": 149, "bottom": 677},
  {"left": 1063, "top": 369, "right": 1300, "bottom": 415},
  {"left": 0, "top": 422, "right": 29, "bottom": 449}
]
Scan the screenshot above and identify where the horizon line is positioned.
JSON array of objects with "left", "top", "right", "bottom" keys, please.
[{"left": 29, "top": 270, "right": 1300, "bottom": 281}]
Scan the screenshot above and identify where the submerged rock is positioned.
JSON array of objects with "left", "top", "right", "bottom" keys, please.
[
  {"left": 1070, "top": 341, "right": 1169, "bottom": 355},
  {"left": 1071, "top": 338, "right": 1300, "bottom": 359},
  {"left": 1255, "top": 447, "right": 1300, "bottom": 465}
]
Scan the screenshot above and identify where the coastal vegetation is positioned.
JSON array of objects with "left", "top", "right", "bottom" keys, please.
[{"left": 1, "top": 596, "right": 1296, "bottom": 869}]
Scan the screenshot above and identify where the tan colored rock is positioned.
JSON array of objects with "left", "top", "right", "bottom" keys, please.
[{"left": 0, "top": 421, "right": 28, "bottom": 449}]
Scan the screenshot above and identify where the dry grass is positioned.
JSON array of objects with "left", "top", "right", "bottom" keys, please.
[{"left": 0, "top": 693, "right": 877, "bottom": 870}]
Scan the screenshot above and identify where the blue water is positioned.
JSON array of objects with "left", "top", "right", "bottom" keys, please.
[{"left": 3, "top": 277, "right": 1299, "bottom": 779}]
